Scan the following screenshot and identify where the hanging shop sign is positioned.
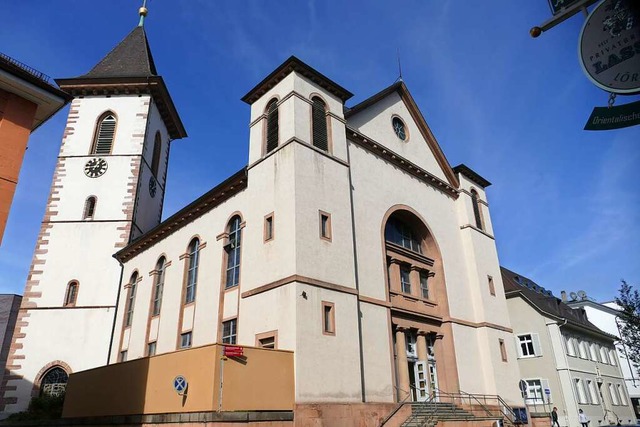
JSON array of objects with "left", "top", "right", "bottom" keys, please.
[
  {"left": 548, "top": 0, "right": 583, "bottom": 15},
  {"left": 578, "top": 0, "right": 640, "bottom": 94},
  {"left": 584, "top": 99, "right": 640, "bottom": 130}
]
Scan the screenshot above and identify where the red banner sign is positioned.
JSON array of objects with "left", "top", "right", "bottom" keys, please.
[{"left": 223, "top": 346, "right": 244, "bottom": 357}]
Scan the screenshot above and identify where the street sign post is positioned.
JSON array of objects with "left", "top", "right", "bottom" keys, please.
[
  {"left": 223, "top": 346, "right": 244, "bottom": 357},
  {"left": 173, "top": 375, "right": 187, "bottom": 395}
]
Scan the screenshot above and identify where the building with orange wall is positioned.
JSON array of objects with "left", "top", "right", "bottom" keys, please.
[{"left": 0, "top": 52, "right": 71, "bottom": 245}]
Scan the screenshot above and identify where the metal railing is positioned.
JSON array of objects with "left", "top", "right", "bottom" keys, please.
[
  {"left": 381, "top": 386, "right": 518, "bottom": 427},
  {"left": 0, "top": 51, "right": 51, "bottom": 83}
]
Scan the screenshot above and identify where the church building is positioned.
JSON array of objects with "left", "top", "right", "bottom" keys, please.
[{"left": 3, "top": 10, "right": 527, "bottom": 424}]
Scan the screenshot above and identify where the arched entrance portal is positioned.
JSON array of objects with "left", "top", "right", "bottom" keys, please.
[{"left": 382, "top": 207, "right": 459, "bottom": 402}]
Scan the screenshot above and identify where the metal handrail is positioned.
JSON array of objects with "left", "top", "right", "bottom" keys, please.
[{"left": 379, "top": 386, "right": 415, "bottom": 426}]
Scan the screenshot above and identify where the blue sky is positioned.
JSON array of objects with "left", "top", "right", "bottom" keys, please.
[{"left": 0, "top": 1, "right": 638, "bottom": 302}]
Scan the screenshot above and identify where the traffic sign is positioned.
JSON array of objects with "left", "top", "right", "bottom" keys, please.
[
  {"left": 224, "top": 345, "right": 244, "bottom": 357},
  {"left": 173, "top": 375, "right": 187, "bottom": 395},
  {"left": 545, "top": 388, "right": 551, "bottom": 395}
]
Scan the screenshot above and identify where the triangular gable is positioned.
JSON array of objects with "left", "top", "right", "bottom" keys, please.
[{"left": 346, "top": 82, "right": 459, "bottom": 188}]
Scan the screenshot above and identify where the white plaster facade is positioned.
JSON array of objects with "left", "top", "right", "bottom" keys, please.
[
  {"left": 504, "top": 271, "right": 638, "bottom": 426},
  {"left": 567, "top": 298, "right": 640, "bottom": 419},
  {"left": 109, "top": 58, "right": 523, "bottom": 409}
]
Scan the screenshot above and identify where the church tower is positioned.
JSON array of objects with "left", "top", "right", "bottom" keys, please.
[{"left": 0, "top": 8, "right": 186, "bottom": 414}]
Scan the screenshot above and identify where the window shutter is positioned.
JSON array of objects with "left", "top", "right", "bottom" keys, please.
[
  {"left": 266, "top": 100, "right": 278, "bottom": 153},
  {"left": 94, "top": 115, "right": 116, "bottom": 154},
  {"left": 532, "top": 333, "right": 542, "bottom": 356},
  {"left": 311, "top": 98, "right": 328, "bottom": 151},
  {"left": 541, "top": 379, "right": 552, "bottom": 404},
  {"left": 515, "top": 336, "right": 523, "bottom": 358}
]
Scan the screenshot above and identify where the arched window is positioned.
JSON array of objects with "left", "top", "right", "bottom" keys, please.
[
  {"left": 83, "top": 196, "right": 96, "bottom": 220},
  {"left": 151, "top": 131, "right": 162, "bottom": 177},
  {"left": 225, "top": 216, "right": 242, "bottom": 289},
  {"left": 92, "top": 113, "right": 116, "bottom": 155},
  {"left": 471, "top": 190, "right": 484, "bottom": 230},
  {"left": 385, "top": 217, "right": 423, "bottom": 254},
  {"left": 124, "top": 272, "right": 138, "bottom": 327},
  {"left": 64, "top": 281, "right": 78, "bottom": 307},
  {"left": 265, "top": 99, "right": 279, "bottom": 154},
  {"left": 40, "top": 367, "right": 68, "bottom": 397},
  {"left": 185, "top": 239, "right": 200, "bottom": 304},
  {"left": 311, "top": 96, "right": 328, "bottom": 151},
  {"left": 152, "top": 257, "right": 165, "bottom": 316}
]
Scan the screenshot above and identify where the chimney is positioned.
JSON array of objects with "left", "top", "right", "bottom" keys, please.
[{"left": 561, "top": 291, "right": 567, "bottom": 302}]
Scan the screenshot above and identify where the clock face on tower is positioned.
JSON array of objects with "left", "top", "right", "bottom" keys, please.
[
  {"left": 148, "top": 176, "right": 157, "bottom": 198},
  {"left": 84, "top": 158, "right": 108, "bottom": 178}
]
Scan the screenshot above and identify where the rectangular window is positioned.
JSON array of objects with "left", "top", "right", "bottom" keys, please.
[
  {"left": 609, "top": 383, "right": 619, "bottom": 405},
  {"left": 147, "top": 341, "right": 157, "bottom": 357},
  {"left": 609, "top": 349, "right": 617, "bottom": 366},
  {"left": 517, "top": 334, "right": 541, "bottom": 357},
  {"left": 575, "top": 378, "right": 588, "bottom": 404},
  {"left": 258, "top": 335, "right": 276, "bottom": 349},
  {"left": 264, "top": 213, "right": 274, "bottom": 242},
  {"left": 180, "top": 331, "right": 192, "bottom": 349},
  {"left": 599, "top": 345, "right": 609, "bottom": 364},
  {"left": 578, "top": 339, "right": 588, "bottom": 359},
  {"left": 119, "top": 350, "right": 128, "bottom": 362},
  {"left": 419, "top": 271, "right": 429, "bottom": 299},
  {"left": 587, "top": 380, "right": 599, "bottom": 404},
  {"left": 565, "top": 336, "right": 576, "bottom": 357},
  {"left": 526, "top": 379, "right": 544, "bottom": 405},
  {"left": 405, "top": 331, "right": 417, "bottom": 358},
  {"left": 488, "top": 275, "right": 495, "bottom": 296},
  {"left": 617, "top": 384, "right": 627, "bottom": 406},
  {"left": 499, "top": 339, "right": 508, "bottom": 362},
  {"left": 319, "top": 211, "right": 331, "bottom": 241},
  {"left": 222, "top": 319, "right": 237, "bottom": 344},
  {"left": 589, "top": 343, "right": 598, "bottom": 361},
  {"left": 400, "top": 265, "right": 411, "bottom": 294},
  {"left": 322, "top": 301, "right": 335, "bottom": 336}
]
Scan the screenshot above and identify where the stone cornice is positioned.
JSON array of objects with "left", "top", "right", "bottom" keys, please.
[
  {"left": 114, "top": 168, "right": 247, "bottom": 263},
  {"left": 347, "top": 127, "right": 458, "bottom": 198}
]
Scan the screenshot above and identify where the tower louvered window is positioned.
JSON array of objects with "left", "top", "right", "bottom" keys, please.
[
  {"left": 312, "top": 97, "right": 328, "bottom": 151},
  {"left": 151, "top": 132, "right": 162, "bottom": 177},
  {"left": 92, "top": 114, "right": 116, "bottom": 155},
  {"left": 265, "top": 99, "right": 278, "bottom": 153},
  {"left": 471, "top": 190, "right": 484, "bottom": 230}
]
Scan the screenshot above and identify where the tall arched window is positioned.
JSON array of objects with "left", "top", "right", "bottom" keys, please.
[
  {"left": 311, "top": 97, "right": 328, "bottom": 151},
  {"left": 152, "top": 257, "right": 165, "bottom": 316},
  {"left": 151, "top": 131, "right": 162, "bottom": 177},
  {"left": 471, "top": 190, "right": 484, "bottom": 230},
  {"left": 225, "top": 216, "right": 242, "bottom": 289},
  {"left": 83, "top": 196, "right": 96, "bottom": 220},
  {"left": 124, "top": 272, "right": 138, "bottom": 327},
  {"left": 64, "top": 281, "right": 78, "bottom": 307},
  {"left": 92, "top": 113, "right": 116, "bottom": 155},
  {"left": 40, "top": 367, "right": 68, "bottom": 397},
  {"left": 185, "top": 239, "right": 200, "bottom": 304},
  {"left": 265, "top": 99, "right": 279, "bottom": 154},
  {"left": 385, "top": 217, "right": 423, "bottom": 254}
]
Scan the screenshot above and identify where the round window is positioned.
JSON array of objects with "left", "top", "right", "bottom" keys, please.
[{"left": 392, "top": 117, "right": 407, "bottom": 141}]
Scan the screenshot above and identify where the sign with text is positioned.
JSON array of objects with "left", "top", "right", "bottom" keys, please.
[
  {"left": 223, "top": 345, "right": 244, "bottom": 357},
  {"left": 548, "top": 0, "right": 583, "bottom": 15},
  {"left": 584, "top": 99, "right": 640, "bottom": 130},
  {"left": 579, "top": 0, "right": 640, "bottom": 94}
]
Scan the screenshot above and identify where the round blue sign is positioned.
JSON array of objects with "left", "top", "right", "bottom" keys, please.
[{"left": 173, "top": 375, "right": 187, "bottom": 394}]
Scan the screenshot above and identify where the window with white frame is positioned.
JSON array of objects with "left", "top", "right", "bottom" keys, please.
[
  {"left": 575, "top": 378, "right": 588, "bottom": 404},
  {"left": 565, "top": 336, "right": 576, "bottom": 357},
  {"left": 405, "top": 331, "right": 417, "bottom": 359},
  {"left": 599, "top": 345, "right": 609, "bottom": 364},
  {"left": 517, "top": 334, "right": 541, "bottom": 358},
  {"left": 180, "top": 332, "right": 192, "bottom": 349},
  {"left": 589, "top": 343, "right": 598, "bottom": 361},
  {"left": 609, "top": 383, "right": 620, "bottom": 405},
  {"left": 617, "top": 384, "right": 627, "bottom": 406},
  {"left": 587, "top": 380, "right": 599, "bottom": 404},
  {"left": 525, "top": 379, "right": 545, "bottom": 405},
  {"left": 222, "top": 319, "right": 237, "bottom": 344},
  {"left": 609, "top": 349, "right": 617, "bottom": 366},
  {"left": 578, "top": 339, "right": 589, "bottom": 359}
]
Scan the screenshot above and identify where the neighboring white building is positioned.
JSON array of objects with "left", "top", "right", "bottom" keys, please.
[
  {"left": 0, "top": 25, "right": 187, "bottom": 414},
  {"left": 503, "top": 268, "right": 637, "bottom": 427},
  {"left": 566, "top": 295, "right": 640, "bottom": 420}
]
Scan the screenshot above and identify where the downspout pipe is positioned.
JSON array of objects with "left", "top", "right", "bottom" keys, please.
[{"left": 107, "top": 256, "right": 125, "bottom": 365}]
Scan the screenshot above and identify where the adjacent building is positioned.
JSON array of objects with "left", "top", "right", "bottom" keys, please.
[
  {"left": 566, "top": 294, "right": 640, "bottom": 419},
  {"left": 0, "top": 52, "right": 70, "bottom": 245},
  {"left": 503, "top": 267, "right": 637, "bottom": 427}
]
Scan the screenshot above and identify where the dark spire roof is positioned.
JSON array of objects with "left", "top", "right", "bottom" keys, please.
[{"left": 82, "top": 26, "right": 157, "bottom": 79}]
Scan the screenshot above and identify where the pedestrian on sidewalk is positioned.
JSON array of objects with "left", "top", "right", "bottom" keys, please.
[
  {"left": 578, "top": 409, "right": 589, "bottom": 427},
  {"left": 551, "top": 407, "right": 560, "bottom": 427}
]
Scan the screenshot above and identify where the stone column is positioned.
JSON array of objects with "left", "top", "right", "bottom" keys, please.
[
  {"left": 417, "top": 331, "right": 429, "bottom": 361},
  {"left": 395, "top": 327, "right": 410, "bottom": 401},
  {"left": 388, "top": 258, "right": 401, "bottom": 293}
]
